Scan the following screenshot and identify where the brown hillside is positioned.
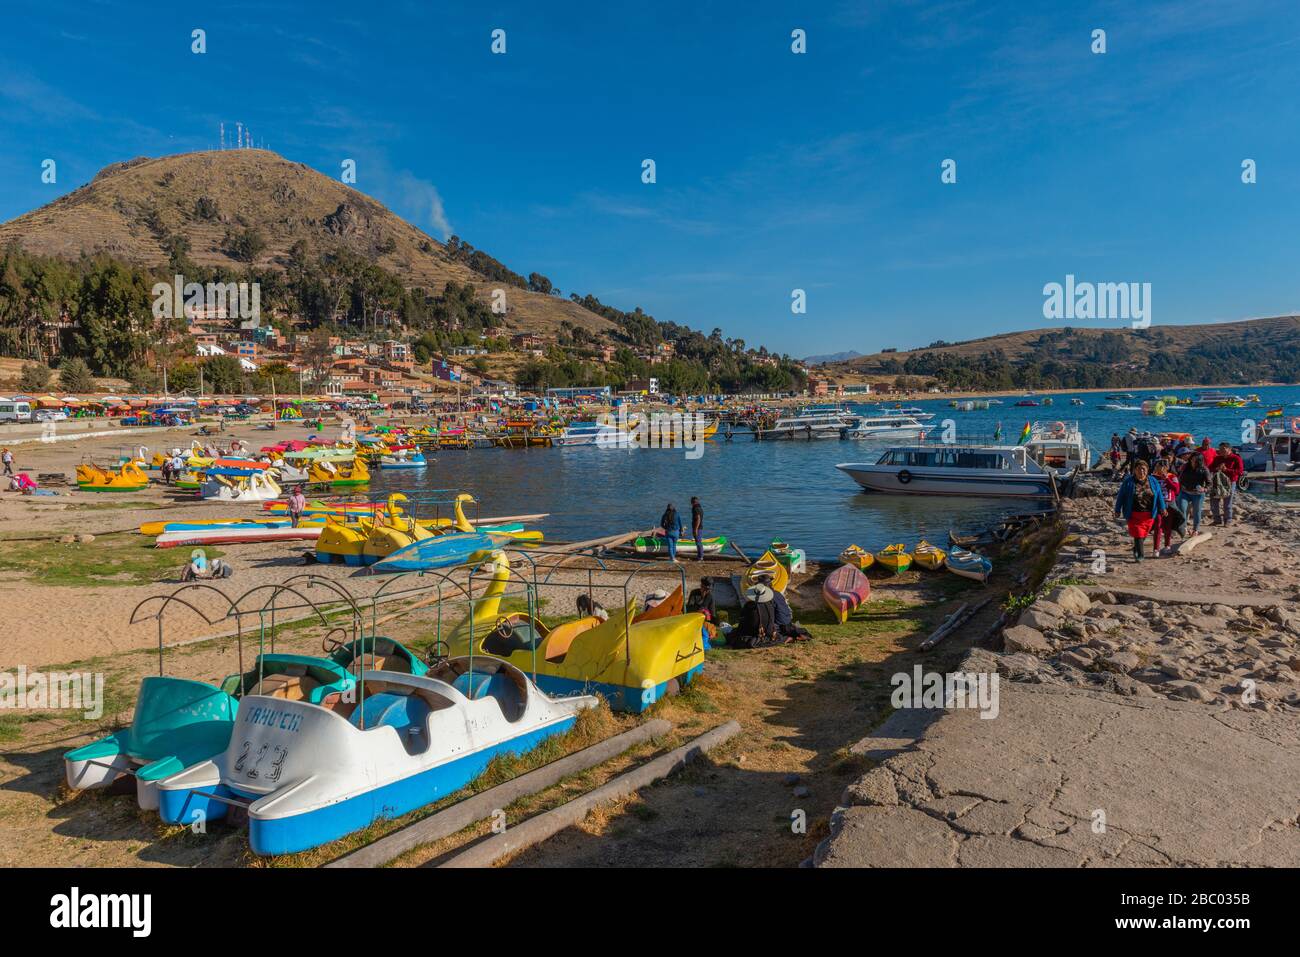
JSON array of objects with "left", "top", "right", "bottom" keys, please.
[
  {"left": 833, "top": 316, "right": 1300, "bottom": 374},
  {"left": 0, "top": 149, "right": 615, "bottom": 338}
]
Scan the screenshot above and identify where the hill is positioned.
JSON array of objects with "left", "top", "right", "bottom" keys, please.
[
  {"left": 826, "top": 318, "right": 1300, "bottom": 390},
  {"left": 0, "top": 149, "right": 614, "bottom": 339},
  {"left": 803, "top": 350, "right": 863, "bottom": 366}
]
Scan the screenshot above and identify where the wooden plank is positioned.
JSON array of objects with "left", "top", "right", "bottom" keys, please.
[
  {"left": 438, "top": 721, "right": 742, "bottom": 868},
  {"left": 325, "top": 720, "right": 672, "bottom": 868}
]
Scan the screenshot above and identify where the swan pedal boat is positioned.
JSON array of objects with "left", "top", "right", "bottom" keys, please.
[
  {"left": 64, "top": 637, "right": 425, "bottom": 812},
  {"left": 76, "top": 462, "right": 150, "bottom": 492},
  {"left": 822, "top": 563, "right": 871, "bottom": 624},
  {"left": 156, "top": 657, "right": 595, "bottom": 855},
  {"left": 876, "top": 543, "right": 912, "bottom": 574},
  {"left": 449, "top": 552, "right": 706, "bottom": 713}
]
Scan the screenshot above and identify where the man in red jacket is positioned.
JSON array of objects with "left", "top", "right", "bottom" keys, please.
[
  {"left": 1198, "top": 437, "right": 1217, "bottom": 469},
  {"left": 1211, "top": 441, "right": 1245, "bottom": 525}
]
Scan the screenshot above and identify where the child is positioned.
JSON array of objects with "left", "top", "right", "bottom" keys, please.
[{"left": 1151, "top": 459, "right": 1180, "bottom": 556}]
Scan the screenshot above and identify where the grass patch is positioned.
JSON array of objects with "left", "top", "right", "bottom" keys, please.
[{"left": 0, "top": 535, "right": 222, "bottom": 587}]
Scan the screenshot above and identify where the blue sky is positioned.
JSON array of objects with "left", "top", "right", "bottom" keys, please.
[{"left": 3, "top": 0, "right": 1300, "bottom": 357}]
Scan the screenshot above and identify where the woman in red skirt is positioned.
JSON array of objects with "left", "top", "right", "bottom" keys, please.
[{"left": 1113, "top": 459, "right": 1166, "bottom": 562}]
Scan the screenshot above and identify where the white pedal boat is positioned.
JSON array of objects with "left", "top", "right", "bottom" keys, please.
[
  {"left": 156, "top": 657, "right": 596, "bottom": 855},
  {"left": 198, "top": 471, "right": 283, "bottom": 503}
]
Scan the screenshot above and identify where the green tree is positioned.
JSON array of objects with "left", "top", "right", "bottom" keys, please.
[
  {"left": 204, "top": 355, "right": 245, "bottom": 394},
  {"left": 58, "top": 357, "right": 95, "bottom": 392},
  {"left": 19, "top": 362, "right": 52, "bottom": 391}
]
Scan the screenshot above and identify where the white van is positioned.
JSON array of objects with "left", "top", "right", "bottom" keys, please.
[{"left": 0, "top": 400, "right": 33, "bottom": 422}]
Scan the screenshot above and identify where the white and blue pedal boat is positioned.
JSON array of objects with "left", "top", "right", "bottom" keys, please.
[{"left": 156, "top": 657, "right": 595, "bottom": 855}]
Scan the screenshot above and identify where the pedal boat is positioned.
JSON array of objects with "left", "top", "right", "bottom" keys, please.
[
  {"left": 76, "top": 461, "right": 150, "bottom": 492},
  {"left": 443, "top": 552, "right": 706, "bottom": 712},
  {"left": 156, "top": 657, "right": 595, "bottom": 855}
]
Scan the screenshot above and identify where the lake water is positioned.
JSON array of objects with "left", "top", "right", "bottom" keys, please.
[{"left": 370, "top": 385, "right": 1300, "bottom": 561}]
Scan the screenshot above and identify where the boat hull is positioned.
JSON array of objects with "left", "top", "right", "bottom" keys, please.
[{"left": 838, "top": 465, "right": 1054, "bottom": 498}]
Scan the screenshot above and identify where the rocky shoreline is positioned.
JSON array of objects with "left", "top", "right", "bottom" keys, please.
[{"left": 816, "top": 478, "right": 1300, "bottom": 867}]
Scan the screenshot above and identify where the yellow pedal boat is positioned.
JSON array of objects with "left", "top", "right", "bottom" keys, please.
[
  {"left": 912, "top": 540, "right": 947, "bottom": 571},
  {"left": 442, "top": 552, "right": 705, "bottom": 713},
  {"left": 875, "top": 543, "right": 912, "bottom": 575},
  {"left": 76, "top": 462, "right": 150, "bottom": 492}
]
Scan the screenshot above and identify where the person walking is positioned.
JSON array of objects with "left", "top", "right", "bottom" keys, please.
[
  {"left": 1210, "top": 441, "right": 1244, "bottom": 526},
  {"left": 658, "top": 501, "right": 682, "bottom": 562},
  {"left": 1177, "top": 450, "right": 1211, "bottom": 535},
  {"left": 690, "top": 496, "right": 704, "bottom": 561},
  {"left": 1114, "top": 459, "right": 1166, "bottom": 562},
  {"left": 1, "top": 448, "right": 13, "bottom": 476},
  {"left": 1151, "top": 459, "right": 1181, "bottom": 556},
  {"left": 288, "top": 484, "right": 307, "bottom": 528}
]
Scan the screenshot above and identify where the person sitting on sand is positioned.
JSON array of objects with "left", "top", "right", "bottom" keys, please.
[
  {"left": 771, "top": 587, "right": 812, "bottom": 641},
  {"left": 1114, "top": 459, "right": 1166, "bottom": 562},
  {"left": 724, "top": 584, "right": 786, "bottom": 649}
]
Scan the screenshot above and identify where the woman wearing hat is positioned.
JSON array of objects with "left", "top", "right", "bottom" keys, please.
[{"left": 725, "top": 584, "right": 786, "bottom": 648}]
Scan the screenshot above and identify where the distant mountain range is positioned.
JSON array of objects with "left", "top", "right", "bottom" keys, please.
[
  {"left": 823, "top": 318, "right": 1300, "bottom": 390},
  {"left": 803, "top": 350, "right": 864, "bottom": 365}
]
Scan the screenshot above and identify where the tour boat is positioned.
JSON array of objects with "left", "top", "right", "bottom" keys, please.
[
  {"left": 843, "top": 415, "right": 928, "bottom": 440},
  {"left": 1023, "top": 421, "right": 1094, "bottom": 474},
  {"left": 837, "top": 444, "right": 1057, "bottom": 498}
]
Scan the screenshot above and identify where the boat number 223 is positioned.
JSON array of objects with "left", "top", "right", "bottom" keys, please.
[{"left": 234, "top": 741, "right": 289, "bottom": 782}]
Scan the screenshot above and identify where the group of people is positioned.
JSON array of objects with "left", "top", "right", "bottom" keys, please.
[
  {"left": 1113, "top": 432, "right": 1244, "bottom": 561},
  {"left": 683, "top": 574, "right": 811, "bottom": 649},
  {"left": 655, "top": 497, "right": 706, "bottom": 562}
]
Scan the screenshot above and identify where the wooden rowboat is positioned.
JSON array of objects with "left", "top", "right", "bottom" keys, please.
[
  {"left": 875, "top": 543, "right": 912, "bottom": 575},
  {"left": 913, "top": 540, "right": 947, "bottom": 570},
  {"left": 742, "top": 549, "right": 790, "bottom": 594},
  {"left": 823, "top": 563, "right": 871, "bottom": 623},
  {"left": 947, "top": 546, "right": 992, "bottom": 582},
  {"left": 840, "top": 544, "right": 874, "bottom": 571}
]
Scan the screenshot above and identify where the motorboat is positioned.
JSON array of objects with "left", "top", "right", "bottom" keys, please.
[
  {"left": 157, "top": 657, "right": 595, "bottom": 855},
  {"left": 843, "top": 415, "right": 928, "bottom": 440},
  {"left": 837, "top": 443, "right": 1057, "bottom": 497},
  {"left": 759, "top": 406, "right": 860, "bottom": 439},
  {"left": 1023, "top": 420, "right": 1094, "bottom": 474}
]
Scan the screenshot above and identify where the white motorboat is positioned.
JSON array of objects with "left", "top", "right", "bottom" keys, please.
[
  {"left": 837, "top": 444, "right": 1056, "bottom": 497},
  {"left": 843, "top": 415, "right": 929, "bottom": 440},
  {"left": 1023, "top": 420, "right": 1093, "bottom": 474},
  {"left": 553, "top": 421, "right": 607, "bottom": 446},
  {"left": 761, "top": 406, "right": 860, "bottom": 439}
]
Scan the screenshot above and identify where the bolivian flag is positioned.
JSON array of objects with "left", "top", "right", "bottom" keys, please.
[
  {"left": 1017, "top": 421, "right": 1032, "bottom": 445},
  {"left": 1266, "top": 407, "right": 1283, "bottom": 418}
]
